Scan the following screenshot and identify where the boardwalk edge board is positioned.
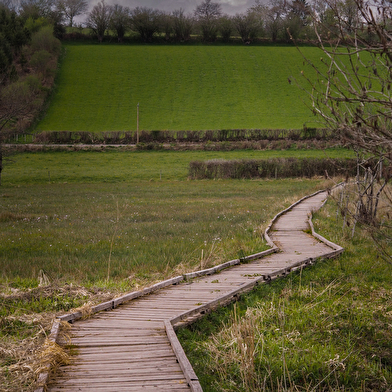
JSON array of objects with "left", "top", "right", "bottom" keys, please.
[
  {"left": 34, "top": 320, "right": 61, "bottom": 392},
  {"left": 164, "top": 320, "right": 203, "bottom": 392},
  {"left": 265, "top": 188, "right": 326, "bottom": 248},
  {"left": 57, "top": 252, "right": 281, "bottom": 324},
  {"left": 308, "top": 214, "right": 344, "bottom": 254},
  {"left": 35, "top": 186, "right": 344, "bottom": 392}
]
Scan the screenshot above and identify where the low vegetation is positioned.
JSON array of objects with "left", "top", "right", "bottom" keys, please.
[
  {"left": 178, "top": 191, "right": 392, "bottom": 391},
  {"left": 1, "top": 150, "right": 345, "bottom": 285}
]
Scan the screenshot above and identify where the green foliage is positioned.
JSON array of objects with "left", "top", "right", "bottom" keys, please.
[
  {"left": 36, "top": 45, "right": 324, "bottom": 132},
  {"left": 24, "top": 16, "right": 48, "bottom": 33},
  {"left": 30, "top": 26, "right": 61, "bottom": 54},
  {"left": 0, "top": 7, "right": 30, "bottom": 82},
  {"left": 0, "top": 23, "right": 60, "bottom": 140}
]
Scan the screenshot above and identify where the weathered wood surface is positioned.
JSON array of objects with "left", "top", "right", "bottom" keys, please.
[{"left": 46, "top": 190, "right": 342, "bottom": 392}]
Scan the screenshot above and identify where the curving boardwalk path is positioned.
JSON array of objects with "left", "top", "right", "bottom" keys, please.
[{"left": 43, "top": 190, "right": 343, "bottom": 392}]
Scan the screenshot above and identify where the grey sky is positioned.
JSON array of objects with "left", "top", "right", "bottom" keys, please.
[{"left": 104, "top": 0, "right": 257, "bottom": 15}]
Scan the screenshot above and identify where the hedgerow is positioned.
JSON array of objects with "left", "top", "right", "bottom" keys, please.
[
  {"left": 31, "top": 128, "right": 334, "bottom": 144},
  {"left": 189, "top": 157, "right": 371, "bottom": 179}
]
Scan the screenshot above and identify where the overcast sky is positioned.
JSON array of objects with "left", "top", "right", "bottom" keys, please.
[{"left": 104, "top": 0, "right": 257, "bottom": 15}]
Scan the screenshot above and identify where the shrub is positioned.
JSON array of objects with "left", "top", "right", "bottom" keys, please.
[
  {"left": 31, "top": 26, "right": 61, "bottom": 55},
  {"left": 30, "top": 49, "right": 51, "bottom": 73}
]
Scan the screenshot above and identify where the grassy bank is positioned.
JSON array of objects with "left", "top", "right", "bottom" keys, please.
[
  {"left": 36, "top": 45, "right": 323, "bottom": 132},
  {"left": 178, "top": 198, "right": 392, "bottom": 391}
]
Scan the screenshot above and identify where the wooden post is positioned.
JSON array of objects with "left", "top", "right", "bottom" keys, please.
[{"left": 136, "top": 103, "right": 139, "bottom": 144}]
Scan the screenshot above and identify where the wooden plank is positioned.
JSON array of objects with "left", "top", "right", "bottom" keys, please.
[
  {"left": 48, "top": 383, "right": 190, "bottom": 391},
  {"left": 165, "top": 320, "right": 203, "bottom": 392},
  {"left": 56, "top": 366, "right": 185, "bottom": 377},
  {"left": 71, "top": 345, "right": 175, "bottom": 356},
  {"left": 63, "top": 360, "right": 182, "bottom": 370},
  {"left": 52, "top": 373, "right": 186, "bottom": 384},
  {"left": 113, "top": 275, "right": 184, "bottom": 308}
]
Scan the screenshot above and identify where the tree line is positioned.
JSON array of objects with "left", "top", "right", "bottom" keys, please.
[
  {"left": 0, "top": 0, "right": 369, "bottom": 43},
  {"left": 0, "top": 2, "right": 61, "bottom": 184}
]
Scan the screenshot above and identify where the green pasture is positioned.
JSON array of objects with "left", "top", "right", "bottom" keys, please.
[
  {"left": 0, "top": 149, "right": 349, "bottom": 288},
  {"left": 2, "top": 148, "right": 352, "bottom": 185},
  {"left": 37, "top": 45, "right": 323, "bottom": 132}
]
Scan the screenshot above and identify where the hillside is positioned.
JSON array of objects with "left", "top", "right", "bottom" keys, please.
[{"left": 36, "top": 45, "right": 322, "bottom": 132}]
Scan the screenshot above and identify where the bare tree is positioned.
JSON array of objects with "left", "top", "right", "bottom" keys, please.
[
  {"left": 233, "top": 11, "right": 262, "bottom": 43},
  {"left": 194, "top": 0, "right": 222, "bottom": 41},
  {"left": 218, "top": 15, "right": 233, "bottom": 42},
  {"left": 172, "top": 8, "right": 193, "bottom": 41},
  {"left": 0, "top": 0, "right": 19, "bottom": 11},
  {"left": 311, "top": 0, "right": 340, "bottom": 38},
  {"left": 298, "top": 0, "right": 391, "bottom": 259},
  {"left": 86, "top": 0, "right": 112, "bottom": 42},
  {"left": 262, "top": 0, "right": 286, "bottom": 42},
  {"left": 19, "top": 0, "right": 56, "bottom": 19},
  {"left": 109, "top": 4, "right": 130, "bottom": 42},
  {"left": 130, "top": 7, "right": 161, "bottom": 42},
  {"left": 56, "top": 0, "right": 88, "bottom": 27},
  {"left": 160, "top": 11, "right": 173, "bottom": 40}
]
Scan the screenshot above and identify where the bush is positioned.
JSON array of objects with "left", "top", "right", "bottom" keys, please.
[
  {"left": 189, "top": 158, "right": 367, "bottom": 180},
  {"left": 31, "top": 26, "right": 61, "bottom": 55},
  {"left": 30, "top": 49, "right": 51, "bottom": 73}
]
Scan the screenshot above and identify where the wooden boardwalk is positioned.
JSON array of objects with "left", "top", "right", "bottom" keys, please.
[{"left": 43, "top": 190, "right": 343, "bottom": 392}]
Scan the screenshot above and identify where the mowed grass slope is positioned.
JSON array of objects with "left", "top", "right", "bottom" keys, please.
[{"left": 37, "top": 45, "right": 322, "bottom": 132}]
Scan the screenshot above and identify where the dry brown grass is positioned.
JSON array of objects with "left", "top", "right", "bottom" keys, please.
[
  {"left": 0, "top": 316, "right": 69, "bottom": 392},
  {"left": 0, "top": 284, "right": 117, "bottom": 391}
]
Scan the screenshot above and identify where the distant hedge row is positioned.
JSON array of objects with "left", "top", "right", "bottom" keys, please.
[
  {"left": 31, "top": 128, "right": 334, "bottom": 144},
  {"left": 189, "top": 158, "right": 363, "bottom": 179}
]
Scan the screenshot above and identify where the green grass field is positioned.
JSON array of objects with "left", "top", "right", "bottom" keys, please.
[
  {"left": 1, "top": 149, "right": 351, "bottom": 287},
  {"left": 36, "top": 45, "right": 323, "bottom": 132}
]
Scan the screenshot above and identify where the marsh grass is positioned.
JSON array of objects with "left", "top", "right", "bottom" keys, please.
[
  {"left": 0, "top": 150, "right": 347, "bottom": 290},
  {"left": 177, "top": 198, "right": 392, "bottom": 391},
  {"left": 0, "top": 180, "right": 324, "bottom": 289},
  {"left": 0, "top": 149, "right": 346, "bottom": 391}
]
